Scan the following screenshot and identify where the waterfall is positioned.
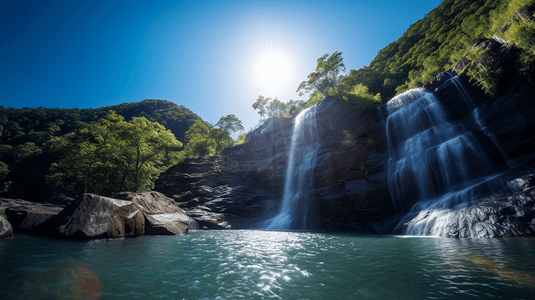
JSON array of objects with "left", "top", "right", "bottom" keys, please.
[
  {"left": 265, "top": 105, "right": 320, "bottom": 230},
  {"left": 384, "top": 79, "right": 514, "bottom": 236}
]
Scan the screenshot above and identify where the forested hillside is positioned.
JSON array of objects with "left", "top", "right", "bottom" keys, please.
[
  {"left": 0, "top": 100, "right": 200, "bottom": 200},
  {"left": 341, "top": 0, "right": 535, "bottom": 100}
]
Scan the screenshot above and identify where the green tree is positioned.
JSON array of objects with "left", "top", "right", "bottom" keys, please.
[
  {"left": 214, "top": 114, "right": 244, "bottom": 139},
  {"left": 252, "top": 95, "right": 270, "bottom": 122},
  {"left": 285, "top": 100, "right": 307, "bottom": 117},
  {"left": 183, "top": 120, "right": 216, "bottom": 157},
  {"left": 297, "top": 51, "right": 346, "bottom": 98},
  {"left": 47, "top": 111, "right": 182, "bottom": 196}
]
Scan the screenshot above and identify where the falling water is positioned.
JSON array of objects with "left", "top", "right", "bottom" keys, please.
[
  {"left": 384, "top": 79, "right": 514, "bottom": 236},
  {"left": 265, "top": 105, "right": 320, "bottom": 230}
]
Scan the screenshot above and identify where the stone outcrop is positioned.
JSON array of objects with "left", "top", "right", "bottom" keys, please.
[
  {"left": 40, "top": 193, "right": 145, "bottom": 239},
  {"left": 0, "top": 216, "right": 13, "bottom": 239},
  {"left": 1, "top": 198, "right": 65, "bottom": 232},
  {"left": 155, "top": 157, "right": 276, "bottom": 229},
  {"left": 113, "top": 191, "right": 189, "bottom": 235}
]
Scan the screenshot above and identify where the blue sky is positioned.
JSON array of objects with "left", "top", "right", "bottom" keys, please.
[{"left": 1, "top": 0, "right": 443, "bottom": 131}]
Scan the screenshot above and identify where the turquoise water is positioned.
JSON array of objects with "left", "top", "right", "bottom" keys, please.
[{"left": 1, "top": 231, "right": 535, "bottom": 299}]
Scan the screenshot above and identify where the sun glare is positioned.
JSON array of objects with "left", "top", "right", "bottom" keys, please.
[{"left": 254, "top": 49, "right": 295, "bottom": 97}]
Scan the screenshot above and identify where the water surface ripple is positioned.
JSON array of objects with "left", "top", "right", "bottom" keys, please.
[{"left": 1, "top": 231, "right": 535, "bottom": 299}]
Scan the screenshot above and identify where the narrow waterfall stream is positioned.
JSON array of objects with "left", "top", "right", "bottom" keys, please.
[
  {"left": 266, "top": 105, "right": 320, "bottom": 230},
  {"left": 384, "top": 78, "right": 516, "bottom": 236}
]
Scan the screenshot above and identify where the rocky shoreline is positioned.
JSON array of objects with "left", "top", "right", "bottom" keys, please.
[{"left": 1, "top": 191, "right": 190, "bottom": 239}]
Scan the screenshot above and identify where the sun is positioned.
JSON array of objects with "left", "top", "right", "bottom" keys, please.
[{"left": 254, "top": 49, "right": 295, "bottom": 97}]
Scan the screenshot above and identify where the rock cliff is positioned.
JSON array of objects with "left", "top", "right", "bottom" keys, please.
[
  {"left": 156, "top": 97, "right": 394, "bottom": 231},
  {"left": 389, "top": 38, "right": 535, "bottom": 237}
]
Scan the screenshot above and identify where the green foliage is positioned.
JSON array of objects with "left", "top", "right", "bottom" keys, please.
[
  {"left": 252, "top": 96, "right": 306, "bottom": 124},
  {"left": 228, "top": 164, "right": 240, "bottom": 171},
  {"left": 184, "top": 120, "right": 216, "bottom": 158},
  {"left": 46, "top": 111, "right": 182, "bottom": 196},
  {"left": 235, "top": 133, "right": 247, "bottom": 145},
  {"left": 173, "top": 193, "right": 188, "bottom": 201},
  {"left": 252, "top": 96, "right": 270, "bottom": 122},
  {"left": 215, "top": 114, "right": 244, "bottom": 139},
  {"left": 0, "top": 99, "right": 201, "bottom": 200},
  {"left": 0, "top": 210, "right": 6, "bottom": 219},
  {"left": 297, "top": 51, "right": 346, "bottom": 98},
  {"left": 257, "top": 165, "right": 269, "bottom": 173},
  {"left": 367, "top": 138, "right": 377, "bottom": 152},
  {"left": 183, "top": 118, "right": 236, "bottom": 157},
  {"left": 0, "top": 160, "right": 9, "bottom": 195},
  {"left": 463, "top": 47, "right": 502, "bottom": 96},
  {"left": 342, "top": 0, "right": 515, "bottom": 98},
  {"left": 342, "top": 84, "right": 382, "bottom": 113}
]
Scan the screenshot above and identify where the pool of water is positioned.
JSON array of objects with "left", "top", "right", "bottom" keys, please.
[{"left": 1, "top": 231, "right": 535, "bottom": 299}]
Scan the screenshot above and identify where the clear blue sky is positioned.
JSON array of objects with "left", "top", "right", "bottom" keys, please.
[{"left": 1, "top": 0, "right": 443, "bottom": 132}]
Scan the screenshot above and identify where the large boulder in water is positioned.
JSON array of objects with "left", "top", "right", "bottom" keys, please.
[
  {"left": 0, "top": 216, "right": 13, "bottom": 239},
  {"left": 113, "top": 191, "right": 189, "bottom": 235},
  {"left": 41, "top": 193, "right": 145, "bottom": 239}
]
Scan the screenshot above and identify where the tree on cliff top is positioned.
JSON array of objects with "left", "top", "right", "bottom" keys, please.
[
  {"left": 215, "top": 114, "right": 244, "bottom": 139},
  {"left": 297, "top": 51, "right": 346, "bottom": 98}
]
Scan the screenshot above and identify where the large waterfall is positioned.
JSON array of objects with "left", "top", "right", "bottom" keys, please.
[
  {"left": 265, "top": 105, "right": 320, "bottom": 230},
  {"left": 384, "top": 77, "right": 515, "bottom": 236}
]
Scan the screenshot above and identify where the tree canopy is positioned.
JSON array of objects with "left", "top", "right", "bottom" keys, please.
[
  {"left": 46, "top": 112, "right": 182, "bottom": 196},
  {"left": 297, "top": 51, "right": 346, "bottom": 98},
  {"left": 0, "top": 99, "right": 199, "bottom": 200}
]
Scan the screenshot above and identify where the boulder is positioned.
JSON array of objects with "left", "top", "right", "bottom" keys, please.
[
  {"left": 0, "top": 216, "right": 13, "bottom": 239},
  {"left": 113, "top": 191, "right": 189, "bottom": 235},
  {"left": 41, "top": 193, "right": 145, "bottom": 239},
  {"left": 1, "top": 198, "right": 64, "bottom": 232}
]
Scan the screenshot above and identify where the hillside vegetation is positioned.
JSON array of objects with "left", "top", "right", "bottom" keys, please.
[
  {"left": 0, "top": 100, "right": 200, "bottom": 200},
  {"left": 339, "top": 0, "right": 535, "bottom": 101}
]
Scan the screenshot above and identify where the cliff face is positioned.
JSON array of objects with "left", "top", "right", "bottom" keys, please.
[{"left": 156, "top": 97, "right": 394, "bottom": 231}]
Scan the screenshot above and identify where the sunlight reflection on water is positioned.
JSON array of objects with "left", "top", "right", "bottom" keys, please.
[{"left": 1, "top": 232, "right": 535, "bottom": 299}]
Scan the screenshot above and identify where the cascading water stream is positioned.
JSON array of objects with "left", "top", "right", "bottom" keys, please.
[
  {"left": 265, "top": 105, "right": 320, "bottom": 230},
  {"left": 384, "top": 78, "right": 515, "bottom": 236}
]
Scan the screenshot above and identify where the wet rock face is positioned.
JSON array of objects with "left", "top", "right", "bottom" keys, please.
[{"left": 397, "top": 166, "right": 535, "bottom": 238}]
